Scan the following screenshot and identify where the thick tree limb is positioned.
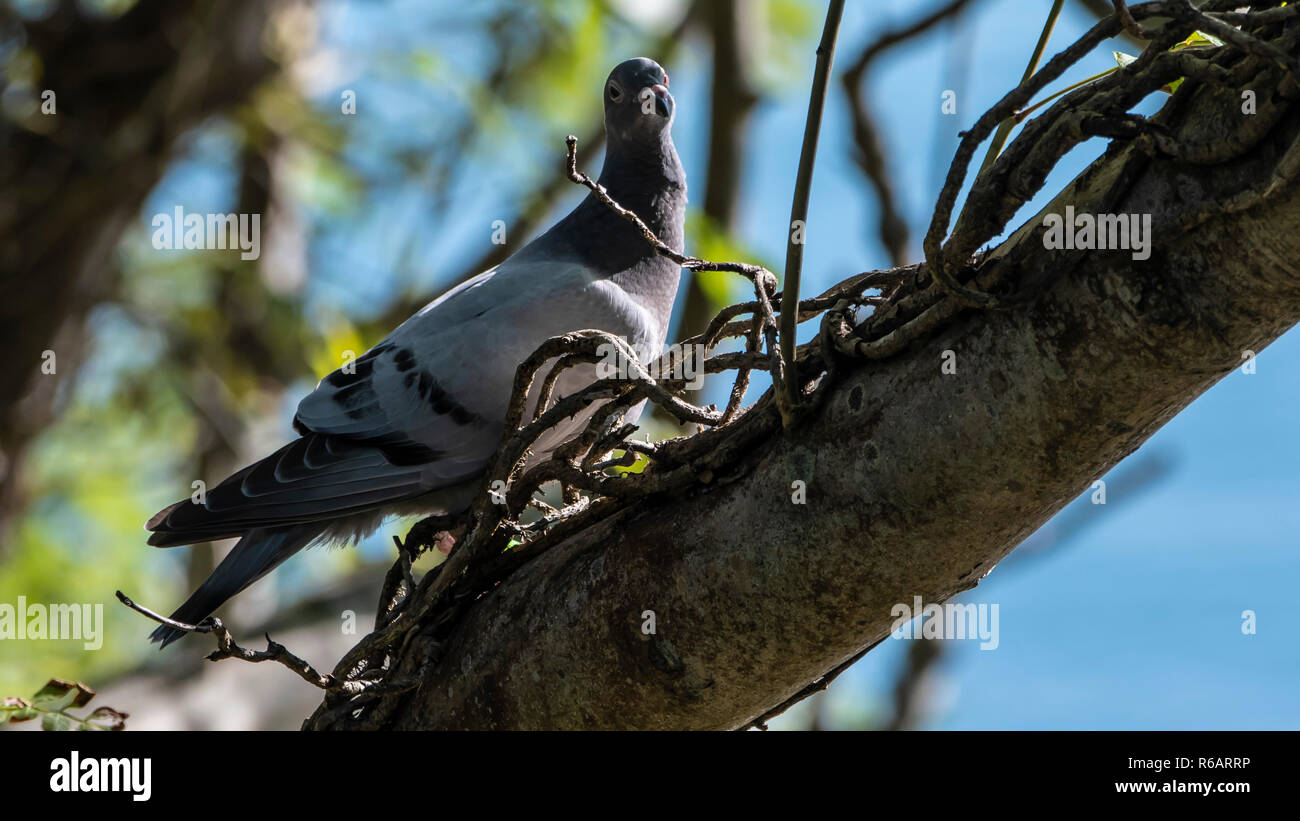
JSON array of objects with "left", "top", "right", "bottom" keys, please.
[{"left": 326, "top": 58, "right": 1300, "bottom": 728}]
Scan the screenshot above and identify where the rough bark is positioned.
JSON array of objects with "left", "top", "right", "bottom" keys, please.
[{"left": 372, "top": 74, "right": 1300, "bottom": 729}]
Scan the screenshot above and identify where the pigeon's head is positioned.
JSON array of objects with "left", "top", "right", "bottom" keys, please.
[{"left": 603, "top": 58, "right": 675, "bottom": 146}]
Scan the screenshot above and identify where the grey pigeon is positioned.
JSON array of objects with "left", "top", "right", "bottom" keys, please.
[{"left": 145, "top": 58, "right": 685, "bottom": 647}]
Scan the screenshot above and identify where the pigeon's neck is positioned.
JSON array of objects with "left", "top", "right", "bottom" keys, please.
[
  {"left": 587, "top": 133, "right": 686, "bottom": 246},
  {"left": 541, "top": 134, "right": 687, "bottom": 345}
]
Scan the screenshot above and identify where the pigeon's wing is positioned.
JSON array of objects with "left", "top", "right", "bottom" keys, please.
[
  {"left": 149, "top": 257, "right": 660, "bottom": 545},
  {"left": 295, "top": 254, "right": 663, "bottom": 460}
]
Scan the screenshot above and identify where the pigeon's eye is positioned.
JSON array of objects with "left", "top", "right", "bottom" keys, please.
[{"left": 608, "top": 84, "right": 623, "bottom": 102}]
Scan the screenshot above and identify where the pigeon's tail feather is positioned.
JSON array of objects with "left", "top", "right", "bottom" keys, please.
[
  {"left": 149, "top": 524, "right": 321, "bottom": 649},
  {"left": 144, "top": 434, "right": 429, "bottom": 545}
]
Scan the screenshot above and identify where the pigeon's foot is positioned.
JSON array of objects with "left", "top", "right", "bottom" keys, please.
[{"left": 434, "top": 531, "right": 456, "bottom": 555}]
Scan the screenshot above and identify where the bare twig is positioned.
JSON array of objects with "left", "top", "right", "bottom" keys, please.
[
  {"left": 978, "top": 0, "right": 1067, "bottom": 178},
  {"left": 779, "top": 0, "right": 846, "bottom": 425},
  {"left": 1111, "top": 0, "right": 1148, "bottom": 41},
  {"left": 926, "top": 0, "right": 1204, "bottom": 308},
  {"left": 564, "top": 136, "right": 774, "bottom": 285},
  {"left": 564, "top": 135, "right": 798, "bottom": 425},
  {"left": 115, "top": 590, "right": 342, "bottom": 692}
]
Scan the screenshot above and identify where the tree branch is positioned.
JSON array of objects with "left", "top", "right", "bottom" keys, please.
[
  {"left": 780, "top": 0, "right": 846, "bottom": 420},
  {"left": 317, "top": 40, "right": 1300, "bottom": 727}
]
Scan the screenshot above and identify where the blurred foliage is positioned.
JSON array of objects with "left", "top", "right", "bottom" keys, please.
[
  {"left": 686, "top": 210, "right": 779, "bottom": 309},
  {"left": 0, "top": 0, "right": 819, "bottom": 698}
]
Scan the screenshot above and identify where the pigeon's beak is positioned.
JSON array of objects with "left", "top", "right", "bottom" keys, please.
[{"left": 647, "top": 84, "right": 672, "bottom": 118}]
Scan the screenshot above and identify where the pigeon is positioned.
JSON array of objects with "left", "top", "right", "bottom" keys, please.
[{"left": 144, "top": 57, "right": 685, "bottom": 647}]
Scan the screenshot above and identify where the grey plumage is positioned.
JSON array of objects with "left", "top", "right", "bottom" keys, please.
[{"left": 146, "top": 58, "right": 686, "bottom": 647}]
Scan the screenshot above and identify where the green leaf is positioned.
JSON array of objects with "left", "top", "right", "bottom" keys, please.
[
  {"left": 85, "top": 706, "right": 129, "bottom": 731},
  {"left": 31, "top": 679, "right": 94, "bottom": 711},
  {"left": 1, "top": 697, "right": 38, "bottom": 723},
  {"left": 32, "top": 689, "right": 79, "bottom": 713},
  {"left": 41, "top": 712, "right": 72, "bottom": 731},
  {"left": 1174, "top": 31, "right": 1226, "bottom": 49}
]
